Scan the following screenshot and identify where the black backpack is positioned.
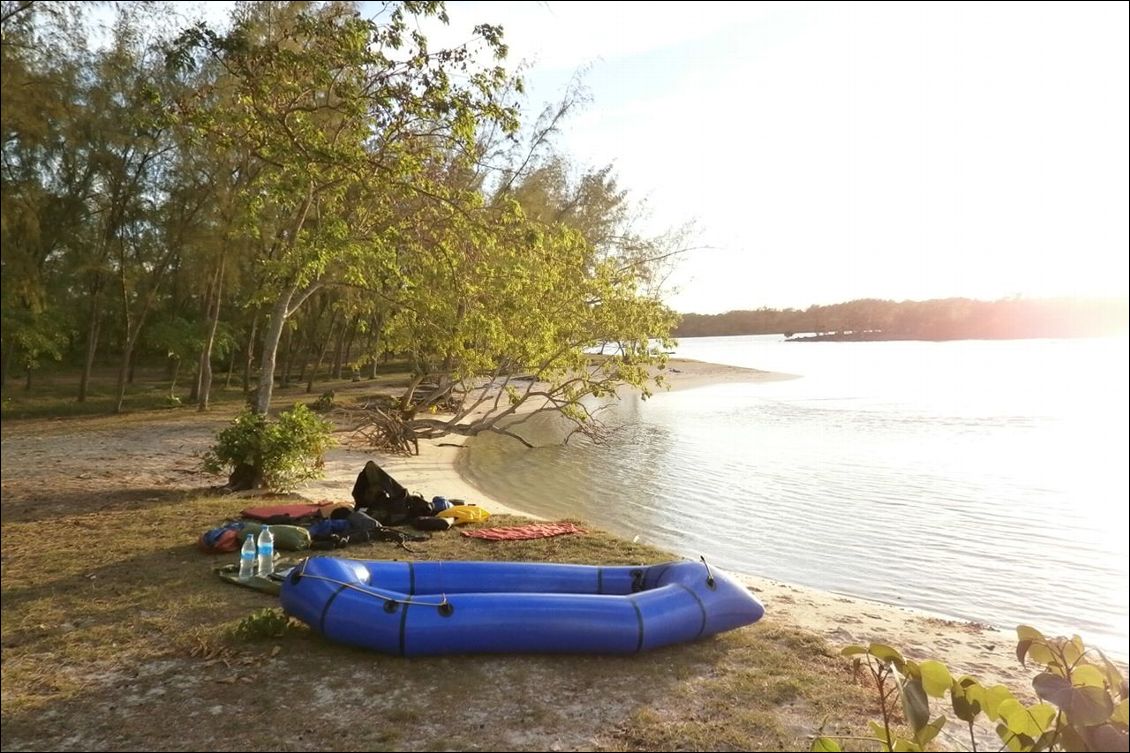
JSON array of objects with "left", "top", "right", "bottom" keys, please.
[{"left": 351, "top": 461, "right": 434, "bottom": 526}]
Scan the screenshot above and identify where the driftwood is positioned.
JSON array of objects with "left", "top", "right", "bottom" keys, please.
[{"left": 346, "top": 399, "right": 420, "bottom": 455}]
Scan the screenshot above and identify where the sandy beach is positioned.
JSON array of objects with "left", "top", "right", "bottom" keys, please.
[
  {"left": 0, "top": 357, "right": 1038, "bottom": 715},
  {"left": 302, "top": 357, "right": 1034, "bottom": 693},
  {"left": 0, "top": 356, "right": 1071, "bottom": 751}
]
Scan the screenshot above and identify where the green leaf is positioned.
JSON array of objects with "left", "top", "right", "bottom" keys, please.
[
  {"left": 1067, "top": 685, "right": 1116, "bottom": 726},
  {"left": 1017, "top": 625, "right": 1054, "bottom": 666},
  {"left": 1101, "top": 656, "right": 1128, "bottom": 696},
  {"left": 900, "top": 677, "right": 931, "bottom": 732},
  {"left": 1063, "top": 635, "right": 1085, "bottom": 665},
  {"left": 951, "top": 676, "right": 985, "bottom": 723},
  {"left": 914, "top": 715, "right": 947, "bottom": 747},
  {"left": 1032, "top": 675, "right": 1113, "bottom": 727},
  {"left": 1087, "top": 724, "right": 1130, "bottom": 751},
  {"left": 1058, "top": 723, "right": 1089, "bottom": 753},
  {"left": 984, "top": 684, "right": 1016, "bottom": 721},
  {"left": 952, "top": 689, "right": 981, "bottom": 723},
  {"left": 997, "top": 698, "right": 1029, "bottom": 736},
  {"left": 919, "top": 660, "right": 952, "bottom": 698},
  {"left": 1016, "top": 639, "right": 1034, "bottom": 666},
  {"left": 1034, "top": 672, "right": 1074, "bottom": 707},
  {"left": 1027, "top": 702, "right": 1057, "bottom": 734},
  {"left": 891, "top": 738, "right": 921, "bottom": 752},
  {"left": 996, "top": 723, "right": 1025, "bottom": 752},
  {"left": 840, "top": 644, "right": 867, "bottom": 657},
  {"left": 1113, "top": 698, "right": 1129, "bottom": 725},
  {"left": 869, "top": 643, "right": 905, "bottom": 669},
  {"left": 1072, "top": 664, "right": 1107, "bottom": 688},
  {"left": 869, "top": 720, "right": 892, "bottom": 748},
  {"left": 810, "top": 737, "right": 842, "bottom": 752}
]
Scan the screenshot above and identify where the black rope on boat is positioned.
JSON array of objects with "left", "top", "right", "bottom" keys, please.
[
  {"left": 295, "top": 571, "right": 451, "bottom": 608},
  {"left": 700, "top": 555, "right": 717, "bottom": 590}
]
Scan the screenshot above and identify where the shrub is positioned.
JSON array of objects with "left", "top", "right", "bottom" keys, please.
[
  {"left": 228, "top": 608, "right": 297, "bottom": 641},
  {"left": 203, "top": 403, "right": 334, "bottom": 490},
  {"left": 813, "top": 627, "right": 1128, "bottom": 752}
]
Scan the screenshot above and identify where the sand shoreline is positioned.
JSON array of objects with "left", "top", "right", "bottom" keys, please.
[
  {"left": 305, "top": 357, "right": 1037, "bottom": 694},
  {"left": 0, "top": 357, "right": 1041, "bottom": 696}
]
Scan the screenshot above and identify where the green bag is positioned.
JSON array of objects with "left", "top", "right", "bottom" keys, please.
[
  {"left": 237, "top": 522, "right": 311, "bottom": 551},
  {"left": 214, "top": 560, "right": 299, "bottom": 595}
]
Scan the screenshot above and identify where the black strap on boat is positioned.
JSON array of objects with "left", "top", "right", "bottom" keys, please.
[
  {"left": 596, "top": 567, "right": 604, "bottom": 595},
  {"left": 675, "top": 582, "right": 709, "bottom": 639},
  {"left": 630, "top": 569, "right": 645, "bottom": 593},
  {"left": 319, "top": 584, "right": 348, "bottom": 634},
  {"left": 700, "top": 556, "right": 716, "bottom": 590},
  {"left": 630, "top": 598, "right": 645, "bottom": 653},
  {"left": 398, "top": 602, "right": 410, "bottom": 657},
  {"left": 407, "top": 561, "right": 416, "bottom": 596}
]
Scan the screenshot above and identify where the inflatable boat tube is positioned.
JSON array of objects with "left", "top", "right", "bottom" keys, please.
[{"left": 280, "top": 557, "right": 764, "bottom": 656}]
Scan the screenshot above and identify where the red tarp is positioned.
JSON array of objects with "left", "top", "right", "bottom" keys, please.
[{"left": 460, "top": 522, "right": 586, "bottom": 541}]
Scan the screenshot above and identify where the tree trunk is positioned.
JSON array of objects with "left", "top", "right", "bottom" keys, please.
[
  {"left": 368, "top": 314, "right": 384, "bottom": 379},
  {"left": 242, "top": 314, "right": 258, "bottom": 396},
  {"left": 281, "top": 324, "right": 294, "bottom": 388},
  {"left": 307, "top": 312, "right": 339, "bottom": 394},
  {"left": 254, "top": 184, "right": 318, "bottom": 413},
  {"left": 25, "top": 364, "right": 32, "bottom": 391},
  {"left": 225, "top": 343, "right": 236, "bottom": 389},
  {"left": 296, "top": 298, "right": 329, "bottom": 384},
  {"left": 331, "top": 320, "right": 347, "bottom": 380},
  {"left": 255, "top": 293, "right": 294, "bottom": 415},
  {"left": 169, "top": 358, "right": 181, "bottom": 398},
  {"left": 113, "top": 341, "right": 135, "bottom": 413},
  {"left": 78, "top": 292, "right": 102, "bottom": 402},
  {"left": 342, "top": 317, "right": 359, "bottom": 377},
  {"left": 188, "top": 365, "right": 200, "bottom": 402},
  {"left": 1, "top": 338, "right": 13, "bottom": 391},
  {"left": 197, "top": 260, "right": 224, "bottom": 411}
]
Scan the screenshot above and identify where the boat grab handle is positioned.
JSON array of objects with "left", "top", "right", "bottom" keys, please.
[
  {"left": 295, "top": 566, "right": 452, "bottom": 613},
  {"left": 700, "top": 555, "right": 717, "bottom": 590}
]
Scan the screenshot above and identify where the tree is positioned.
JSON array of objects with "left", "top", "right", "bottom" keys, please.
[
  {"left": 354, "top": 185, "right": 677, "bottom": 452},
  {"left": 172, "top": 0, "right": 518, "bottom": 415},
  {"left": 1, "top": 1, "right": 90, "bottom": 390}
]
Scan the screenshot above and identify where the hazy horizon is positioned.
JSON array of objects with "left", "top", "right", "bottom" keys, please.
[{"left": 675, "top": 291, "right": 1130, "bottom": 316}]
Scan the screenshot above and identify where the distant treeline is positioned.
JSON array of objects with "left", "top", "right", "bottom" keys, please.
[{"left": 675, "top": 297, "right": 1129, "bottom": 340}]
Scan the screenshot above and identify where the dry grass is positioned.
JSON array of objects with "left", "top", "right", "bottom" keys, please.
[{"left": 0, "top": 485, "right": 874, "bottom": 751}]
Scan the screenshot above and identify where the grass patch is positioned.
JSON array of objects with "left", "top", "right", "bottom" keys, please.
[
  {"left": 1, "top": 488, "right": 875, "bottom": 751},
  {"left": 0, "top": 361, "right": 416, "bottom": 421}
]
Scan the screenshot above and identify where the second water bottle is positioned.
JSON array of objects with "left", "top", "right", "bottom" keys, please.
[
  {"left": 239, "top": 533, "right": 256, "bottom": 580},
  {"left": 257, "top": 525, "right": 274, "bottom": 578}
]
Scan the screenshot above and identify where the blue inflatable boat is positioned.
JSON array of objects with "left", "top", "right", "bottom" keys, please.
[{"left": 280, "top": 557, "right": 765, "bottom": 656}]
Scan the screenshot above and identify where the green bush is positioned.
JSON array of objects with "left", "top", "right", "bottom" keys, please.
[
  {"left": 228, "top": 608, "right": 297, "bottom": 641},
  {"left": 813, "top": 627, "right": 1128, "bottom": 752},
  {"left": 203, "top": 403, "right": 334, "bottom": 490}
]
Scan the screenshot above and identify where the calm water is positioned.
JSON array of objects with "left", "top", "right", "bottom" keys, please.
[{"left": 458, "top": 335, "right": 1130, "bottom": 658}]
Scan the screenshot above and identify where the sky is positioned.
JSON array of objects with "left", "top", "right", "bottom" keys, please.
[{"left": 167, "top": 1, "right": 1130, "bottom": 313}]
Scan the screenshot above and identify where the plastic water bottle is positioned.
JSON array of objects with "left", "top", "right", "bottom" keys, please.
[
  {"left": 239, "top": 534, "right": 256, "bottom": 580},
  {"left": 257, "top": 525, "right": 274, "bottom": 578}
]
